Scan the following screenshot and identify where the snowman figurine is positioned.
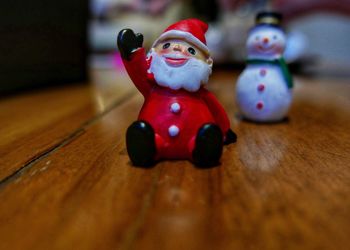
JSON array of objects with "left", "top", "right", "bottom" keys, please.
[{"left": 236, "top": 11, "right": 293, "bottom": 122}]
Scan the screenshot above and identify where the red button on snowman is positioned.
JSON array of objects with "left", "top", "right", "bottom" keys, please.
[
  {"left": 117, "top": 18, "right": 236, "bottom": 167},
  {"left": 236, "top": 12, "right": 293, "bottom": 122}
]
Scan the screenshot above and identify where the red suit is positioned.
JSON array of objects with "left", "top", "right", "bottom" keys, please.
[{"left": 123, "top": 48, "right": 231, "bottom": 160}]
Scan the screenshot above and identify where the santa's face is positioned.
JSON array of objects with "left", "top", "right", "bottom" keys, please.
[{"left": 148, "top": 39, "right": 212, "bottom": 92}]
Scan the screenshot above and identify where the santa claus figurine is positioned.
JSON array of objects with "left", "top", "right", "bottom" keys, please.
[{"left": 117, "top": 18, "right": 236, "bottom": 167}]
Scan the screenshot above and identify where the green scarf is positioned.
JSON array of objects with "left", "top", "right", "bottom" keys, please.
[{"left": 246, "top": 57, "right": 293, "bottom": 89}]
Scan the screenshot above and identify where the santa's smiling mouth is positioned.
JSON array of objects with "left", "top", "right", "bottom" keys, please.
[{"left": 163, "top": 55, "right": 189, "bottom": 67}]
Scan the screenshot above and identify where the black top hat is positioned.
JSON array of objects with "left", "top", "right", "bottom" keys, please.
[{"left": 255, "top": 11, "right": 283, "bottom": 27}]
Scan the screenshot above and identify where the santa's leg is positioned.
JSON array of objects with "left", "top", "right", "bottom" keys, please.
[
  {"left": 190, "top": 123, "right": 223, "bottom": 167},
  {"left": 126, "top": 121, "right": 157, "bottom": 166}
]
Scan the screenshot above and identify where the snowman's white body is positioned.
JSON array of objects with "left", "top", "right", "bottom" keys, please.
[{"left": 236, "top": 25, "right": 293, "bottom": 122}]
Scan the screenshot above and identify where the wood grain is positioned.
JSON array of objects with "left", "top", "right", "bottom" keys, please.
[
  {"left": 0, "top": 69, "right": 349, "bottom": 250},
  {"left": 0, "top": 69, "right": 135, "bottom": 181}
]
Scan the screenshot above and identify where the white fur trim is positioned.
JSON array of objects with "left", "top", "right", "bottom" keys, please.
[{"left": 152, "top": 30, "right": 209, "bottom": 56}]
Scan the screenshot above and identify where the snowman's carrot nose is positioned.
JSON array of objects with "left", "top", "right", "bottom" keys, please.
[{"left": 263, "top": 38, "right": 269, "bottom": 44}]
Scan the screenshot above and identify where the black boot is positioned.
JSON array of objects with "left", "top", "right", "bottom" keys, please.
[
  {"left": 192, "top": 124, "right": 223, "bottom": 167},
  {"left": 126, "top": 121, "right": 156, "bottom": 167}
]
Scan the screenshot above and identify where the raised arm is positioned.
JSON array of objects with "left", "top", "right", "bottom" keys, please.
[
  {"left": 201, "top": 88, "right": 237, "bottom": 145},
  {"left": 117, "top": 29, "right": 152, "bottom": 97}
]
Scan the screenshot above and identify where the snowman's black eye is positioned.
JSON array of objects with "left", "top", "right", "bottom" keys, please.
[
  {"left": 273, "top": 35, "right": 277, "bottom": 40},
  {"left": 255, "top": 36, "right": 259, "bottom": 40},
  {"left": 163, "top": 43, "right": 170, "bottom": 49},
  {"left": 188, "top": 47, "right": 196, "bottom": 55}
]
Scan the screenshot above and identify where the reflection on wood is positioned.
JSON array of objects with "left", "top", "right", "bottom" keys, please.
[{"left": 0, "top": 70, "right": 349, "bottom": 250}]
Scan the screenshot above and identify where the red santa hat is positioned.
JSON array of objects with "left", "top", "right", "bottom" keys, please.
[{"left": 152, "top": 18, "right": 210, "bottom": 56}]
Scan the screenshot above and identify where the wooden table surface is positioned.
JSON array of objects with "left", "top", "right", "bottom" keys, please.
[{"left": 0, "top": 67, "right": 349, "bottom": 250}]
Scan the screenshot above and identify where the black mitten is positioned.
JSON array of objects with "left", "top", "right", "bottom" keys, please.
[{"left": 117, "top": 29, "right": 144, "bottom": 60}]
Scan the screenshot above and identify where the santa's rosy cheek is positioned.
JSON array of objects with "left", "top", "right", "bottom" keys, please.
[{"left": 158, "top": 49, "right": 171, "bottom": 55}]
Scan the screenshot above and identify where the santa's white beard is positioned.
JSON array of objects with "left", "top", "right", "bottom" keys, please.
[{"left": 148, "top": 51, "right": 212, "bottom": 92}]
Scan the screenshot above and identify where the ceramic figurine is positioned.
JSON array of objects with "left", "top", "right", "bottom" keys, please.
[
  {"left": 117, "top": 18, "right": 236, "bottom": 167},
  {"left": 236, "top": 11, "right": 293, "bottom": 122}
]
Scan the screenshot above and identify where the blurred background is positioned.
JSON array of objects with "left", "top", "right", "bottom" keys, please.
[{"left": 1, "top": 0, "right": 350, "bottom": 94}]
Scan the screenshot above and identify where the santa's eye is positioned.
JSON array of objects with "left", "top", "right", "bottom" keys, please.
[
  {"left": 188, "top": 47, "right": 196, "bottom": 55},
  {"left": 162, "top": 43, "right": 170, "bottom": 49}
]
